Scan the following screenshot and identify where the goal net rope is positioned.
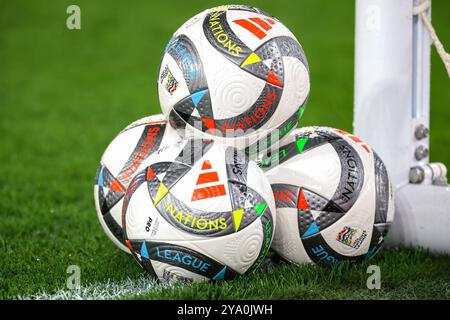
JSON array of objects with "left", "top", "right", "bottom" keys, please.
[{"left": 413, "top": 0, "right": 450, "bottom": 78}]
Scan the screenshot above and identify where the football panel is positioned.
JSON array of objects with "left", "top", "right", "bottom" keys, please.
[
  {"left": 158, "top": 53, "right": 191, "bottom": 117},
  {"left": 326, "top": 138, "right": 366, "bottom": 213},
  {"left": 151, "top": 260, "right": 209, "bottom": 283},
  {"left": 264, "top": 56, "right": 309, "bottom": 129},
  {"left": 180, "top": 218, "right": 265, "bottom": 274},
  {"left": 94, "top": 186, "right": 129, "bottom": 252},
  {"left": 386, "top": 180, "right": 395, "bottom": 224},
  {"left": 271, "top": 207, "right": 312, "bottom": 264},
  {"left": 101, "top": 119, "right": 179, "bottom": 189},
  {"left": 170, "top": 143, "right": 233, "bottom": 213},
  {"left": 373, "top": 151, "right": 393, "bottom": 224},
  {"left": 120, "top": 114, "right": 167, "bottom": 133},
  {"left": 266, "top": 143, "right": 342, "bottom": 201},
  {"left": 124, "top": 182, "right": 216, "bottom": 242},
  {"left": 101, "top": 125, "right": 147, "bottom": 177},
  {"left": 129, "top": 239, "right": 239, "bottom": 281},
  {"left": 173, "top": 10, "right": 208, "bottom": 41},
  {"left": 319, "top": 157, "right": 376, "bottom": 257},
  {"left": 195, "top": 34, "right": 266, "bottom": 120},
  {"left": 246, "top": 107, "right": 302, "bottom": 159}
]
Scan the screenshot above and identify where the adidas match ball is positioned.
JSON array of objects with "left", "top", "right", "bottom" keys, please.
[
  {"left": 258, "top": 127, "right": 395, "bottom": 265},
  {"left": 158, "top": 5, "right": 310, "bottom": 152},
  {"left": 122, "top": 139, "right": 276, "bottom": 283},
  {"left": 94, "top": 115, "right": 182, "bottom": 253}
]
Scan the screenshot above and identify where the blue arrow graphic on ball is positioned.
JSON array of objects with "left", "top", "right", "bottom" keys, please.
[
  {"left": 140, "top": 241, "right": 149, "bottom": 259},
  {"left": 302, "top": 222, "right": 319, "bottom": 238},
  {"left": 191, "top": 89, "right": 208, "bottom": 107},
  {"left": 212, "top": 265, "right": 227, "bottom": 281}
]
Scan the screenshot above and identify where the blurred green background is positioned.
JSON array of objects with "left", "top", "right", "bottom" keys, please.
[{"left": 0, "top": 0, "right": 449, "bottom": 298}]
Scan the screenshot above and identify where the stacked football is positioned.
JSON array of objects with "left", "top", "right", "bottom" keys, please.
[{"left": 94, "top": 5, "right": 394, "bottom": 284}]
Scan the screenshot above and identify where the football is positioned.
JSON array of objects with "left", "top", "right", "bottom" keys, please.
[
  {"left": 94, "top": 114, "right": 182, "bottom": 252},
  {"left": 257, "top": 127, "right": 395, "bottom": 265},
  {"left": 157, "top": 5, "right": 310, "bottom": 152},
  {"left": 122, "top": 139, "right": 276, "bottom": 283}
]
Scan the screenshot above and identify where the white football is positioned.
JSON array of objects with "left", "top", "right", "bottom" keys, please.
[
  {"left": 158, "top": 5, "right": 310, "bottom": 153},
  {"left": 94, "top": 114, "right": 182, "bottom": 253},
  {"left": 258, "top": 127, "right": 395, "bottom": 265},
  {"left": 123, "top": 139, "right": 276, "bottom": 283}
]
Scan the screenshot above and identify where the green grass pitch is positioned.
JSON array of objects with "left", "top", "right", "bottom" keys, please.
[{"left": 1, "top": 0, "right": 449, "bottom": 299}]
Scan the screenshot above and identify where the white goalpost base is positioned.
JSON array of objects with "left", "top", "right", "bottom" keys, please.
[{"left": 354, "top": 0, "right": 450, "bottom": 254}]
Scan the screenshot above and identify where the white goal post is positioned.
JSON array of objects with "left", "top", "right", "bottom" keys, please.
[{"left": 354, "top": 0, "right": 450, "bottom": 254}]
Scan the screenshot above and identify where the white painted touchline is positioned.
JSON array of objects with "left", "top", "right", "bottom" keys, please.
[{"left": 16, "top": 275, "right": 178, "bottom": 300}]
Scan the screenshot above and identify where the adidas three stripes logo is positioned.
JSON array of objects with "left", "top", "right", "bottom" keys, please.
[{"left": 232, "top": 16, "right": 276, "bottom": 40}]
